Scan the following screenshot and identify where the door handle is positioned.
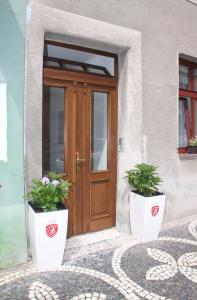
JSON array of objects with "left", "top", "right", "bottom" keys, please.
[
  {"left": 76, "top": 152, "right": 86, "bottom": 171},
  {"left": 77, "top": 158, "right": 86, "bottom": 163},
  {"left": 76, "top": 152, "right": 86, "bottom": 163}
]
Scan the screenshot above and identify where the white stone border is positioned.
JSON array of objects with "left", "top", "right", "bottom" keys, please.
[{"left": 25, "top": 1, "right": 142, "bottom": 232}]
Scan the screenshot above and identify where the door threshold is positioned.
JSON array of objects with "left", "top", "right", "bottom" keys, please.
[
  {"left": 66, "top": 228, "right": 123, "bottom": 249},
  {"left": 63, "top": 228, "right": 135, "bottom": 262}
]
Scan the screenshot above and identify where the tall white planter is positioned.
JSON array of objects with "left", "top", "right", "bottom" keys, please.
[
  {"left": 130, "top": 191, "right": 166, "bottom": 242},
  {"left": 28, "top": 204, "right": 68, "bottom": 270}
]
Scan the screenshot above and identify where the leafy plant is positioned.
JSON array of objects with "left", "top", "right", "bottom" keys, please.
[
  {"left": 188, "top": 137, "right": 197, "bottom": 146},
  {"left": 26, "top": 172, "right": 71, "bottom": 212},
  {"left": 125, "top": 163, "right": 162, "bottom": 197}
]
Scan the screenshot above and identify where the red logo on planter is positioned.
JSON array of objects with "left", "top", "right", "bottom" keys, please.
[
  {"left": 151, "top": 206, "right": 159, "bottom": 217},
  {"left": 46, "top": 224, "right": 58, "bottom": 238}
]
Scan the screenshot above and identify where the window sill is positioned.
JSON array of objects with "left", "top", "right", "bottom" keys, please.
[
  {"left": 178, "top": 152, "right": 197, "bottom": 160},
  {"left": 178, "top": 146, "right": 197, "bottom": 154},
  {"left": 178, "top": 147, "right": 197, "bottom": 159}
]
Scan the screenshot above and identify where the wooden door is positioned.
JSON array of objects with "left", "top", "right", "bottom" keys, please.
[
  {"left": 43, "top": 73, "right": 117, "bottom": 236},
  {"left": 76, "top": 84, "right": 117, "bottom": 234}
]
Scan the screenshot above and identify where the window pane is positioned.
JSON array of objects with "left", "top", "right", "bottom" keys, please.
[
  {"left": 91, "top": 92, "right": 108, "bottom": 171},
  {"left": 194, "top": 69, "right": 197, "bottom": 91},
  {"left": 179, "top": 98, "right": 191, "bottom": 146},
  {"left": 195, "top": 101, "right": 197, "bottom": 137},
  {"left": 44, "top": 60, "right": 60, "bottom": 67},
  {"left": 87, "top": 67, "right": 105, "bottom": 75},
  {"left": 46, "top": 43, "right": 114, "bottom": 76},
  {"left": 179, "top": 65, "right": 189, "bottom": 89},
  {"left": 43, "top": 86, "right": 65, "bottom": 174},
  {"left": 63, "top": 63, "right": 84, "bottom": 71}
]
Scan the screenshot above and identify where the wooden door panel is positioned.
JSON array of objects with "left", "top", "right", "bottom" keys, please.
[{"left": 90, "top": 179, "right": 111, "bottom": 218}]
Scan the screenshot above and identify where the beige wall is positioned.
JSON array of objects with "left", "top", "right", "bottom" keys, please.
[{"left": 26, "top": 0, "right": 197, "bottom": 231}]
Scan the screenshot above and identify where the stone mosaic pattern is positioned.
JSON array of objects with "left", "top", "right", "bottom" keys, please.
[
  {"left": 1, "top": 219, "right": 197, "bottom": 299},
  {"left": 28, "top": 281, "right": 59, "bottom": 299},
  {"left": 71, "top": 293, "right": 106, "bottom": 300}
]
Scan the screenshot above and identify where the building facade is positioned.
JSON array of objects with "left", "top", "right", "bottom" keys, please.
[{"left": 1, "top": 0, "right": 197, "bottom": 268}]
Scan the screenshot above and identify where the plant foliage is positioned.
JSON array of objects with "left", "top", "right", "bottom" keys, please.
[
  {"left": 188, "top": 137, "right": 197, "bottom": 146},
  {"left": 125, "top": 163, "right": 162, "bottom": 197},
  {"left": 26, "top": 172, "right": 71, "bottom": 212}
]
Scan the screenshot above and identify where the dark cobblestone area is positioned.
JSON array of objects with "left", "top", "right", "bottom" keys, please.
[{"left": 1, "top": 218, "right": 197, "bottom": 299}]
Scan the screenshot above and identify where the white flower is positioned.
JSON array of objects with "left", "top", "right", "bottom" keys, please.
[
  {"left": 41, "top": 177, "right": 50, "bottom": 185},
  {"left": 51, "top": 180, "right": 60, "bottom": 186}
]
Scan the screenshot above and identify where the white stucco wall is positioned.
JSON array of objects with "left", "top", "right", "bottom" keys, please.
[{"left": 26, "top": 0, "right": 197, "bottom": 231}]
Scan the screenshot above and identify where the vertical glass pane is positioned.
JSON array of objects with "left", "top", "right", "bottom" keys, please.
[
  {"left": 195, "top": 101, "right": 197, "bottom": 137},
  {"left": 43, "top": 86, "right": 65, "bottom": 174},
  {"left": 91, "top": 92, "right": 108, "bottom": 171},
  {"left": 194, "top": 69, "right": 197, "bottom": 91},
  {"left": 179, "top": 65, "right": 189, "bottom": 89},
  {"left": 179, "top": 98, "right": 191, "bottom": 146}
]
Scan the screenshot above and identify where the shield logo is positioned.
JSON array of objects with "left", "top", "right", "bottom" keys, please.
[
  {"left": 46, "top": 224, "right": 58, "bottom": 238},
  {"left": 151, "top": 205, "right": 159, "bottom": 217}
]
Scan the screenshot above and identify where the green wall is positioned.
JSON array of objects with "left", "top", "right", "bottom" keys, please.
[{"left": 0, "top": 0, "right": 27, "bottom": 268}]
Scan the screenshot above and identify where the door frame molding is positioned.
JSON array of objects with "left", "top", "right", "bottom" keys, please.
[{"left": 25, "top": 2, "right": 142, "bottom": 233}]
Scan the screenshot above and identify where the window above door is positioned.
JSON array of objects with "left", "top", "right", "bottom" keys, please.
[{"left": 44, "top": 40, "right": 117, "bottom": 78}]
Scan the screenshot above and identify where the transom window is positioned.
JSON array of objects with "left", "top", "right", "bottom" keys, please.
[
  {"left": 179, "top": 58, "right": 197, "bottom": 152},
  {"left": 44, "top": 40, "right": 116, "bottom": 78}
]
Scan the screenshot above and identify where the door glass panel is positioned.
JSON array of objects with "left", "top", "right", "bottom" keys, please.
[
  {"left": 91, "top": 92, "right": 108, "bottom": 171},
  {"left": 43, "top": 86, "right": 65, "bottom": 174},
  {"left": 179, "top": 65, "right": 189, "bottom": 89}
]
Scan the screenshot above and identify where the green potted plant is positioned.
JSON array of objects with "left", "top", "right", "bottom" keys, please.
[
  {"left": 26, "top": 172, "right": 71, "bottom": 270},
  {"left": 187, "top": 137, "right": 197, "bottom": 154},
  {"left": 125, "top": 163, "right": 166, "bottom": 242}
]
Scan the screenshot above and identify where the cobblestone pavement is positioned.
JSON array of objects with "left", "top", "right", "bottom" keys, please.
[{"left": 1, "top": 216, "right": 197, "bottom": 300}]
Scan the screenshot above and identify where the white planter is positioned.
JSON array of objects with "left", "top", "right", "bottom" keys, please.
[
  {"left": 28, "top": 204, "right": 68, "bottom": 270},
  {"left": 130, "top": 191, "right": 166, "bottom": 242}
]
